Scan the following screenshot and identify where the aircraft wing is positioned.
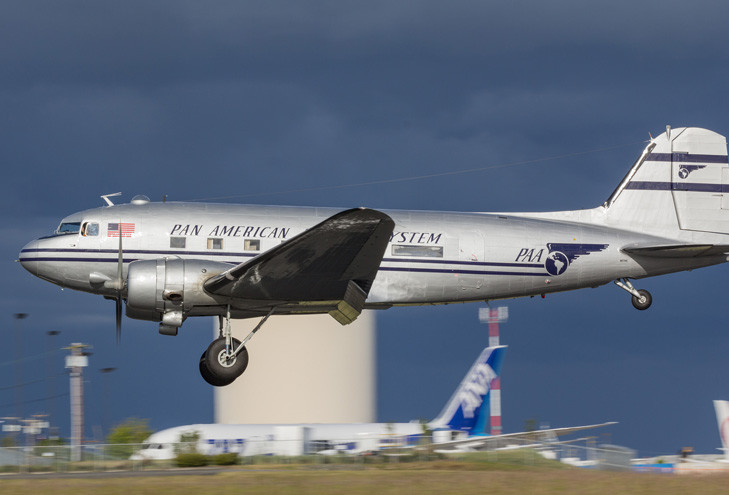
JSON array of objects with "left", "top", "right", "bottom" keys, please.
[
  {"left": 204, "top": 208, "right": 395, "bottom": 324},
  {"left": 622, "top": 244, "right": 729, "bottom": 258},
  {"left": 426, "top": 422, "right": 617, "bottom": 451}
]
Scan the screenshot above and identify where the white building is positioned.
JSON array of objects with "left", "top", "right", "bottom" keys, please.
[{"left": 215, "top": 312, "right": 376, "bottom": 424}]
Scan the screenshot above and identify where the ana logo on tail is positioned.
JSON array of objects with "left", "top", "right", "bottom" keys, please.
[
  {"left": 429, "top": 346, "right": 506, "bottom": 433},
  {"left": 713, "top": 400, "right": 729, "bottom": 455},
  {"left": 456, "top": 363, "right": 497, "bottom": 419}
]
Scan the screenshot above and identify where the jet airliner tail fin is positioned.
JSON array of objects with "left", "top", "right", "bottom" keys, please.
[
  {"left": 714, "top": 400, "right": 729, "bottom": 459},
  {"left": 428, "top": 345, "right": 506, "bottom": 434},
  {"left": 604, "top": 127, "right": 729, "bottom": 236}
]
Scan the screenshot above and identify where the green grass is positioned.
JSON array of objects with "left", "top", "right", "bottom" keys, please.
[
  {"left": 2, "top": 454, "right": 729, "bottom": 495},
  {"left": 3, "top": 468, "right": 729, "bottom": 495}
]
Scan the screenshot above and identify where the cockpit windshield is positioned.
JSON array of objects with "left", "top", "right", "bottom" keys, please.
[{"left": 57, "top": 222, "right": 81, "bottom": 234}]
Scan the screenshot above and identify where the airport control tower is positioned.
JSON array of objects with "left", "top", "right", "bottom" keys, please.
[{"left": 215, "top": 312, "right": 376, "bottom": 424}]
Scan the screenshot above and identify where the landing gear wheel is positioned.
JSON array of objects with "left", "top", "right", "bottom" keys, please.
[
  {"left": 202, "top": 338, "right": 249, "bottom": 385},
  {"left": 199, "top": 351, "right": 236, "bottom": 387},
  {"left": 631, "top": 289, "right": 652, "bottom": 310}
]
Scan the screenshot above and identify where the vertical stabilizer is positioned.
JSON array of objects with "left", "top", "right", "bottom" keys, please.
[
  {"left": 428, "top": 346, "right": 506, "bottom": 434},
  {"left": 714, "top": 400, "right": 729, "bottom": 460},
  {"left": 604, "top": 127, "right": 729, "bottom": 235}
]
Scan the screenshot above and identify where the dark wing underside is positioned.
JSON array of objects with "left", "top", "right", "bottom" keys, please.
[{"left": 204, "top": 208, "right": 395, "bottom": 324}]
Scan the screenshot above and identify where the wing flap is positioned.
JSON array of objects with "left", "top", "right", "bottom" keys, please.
[
  {"left": 204, "top": 208, "right": 394, "bottom": 323},
  {"left": 622, "top": 243, "right": 729, "bottom": 258}
]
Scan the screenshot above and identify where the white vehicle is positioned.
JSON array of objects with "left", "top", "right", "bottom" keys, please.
[{"left": 20, "top": 127, "right": 729, "bottom": 385}]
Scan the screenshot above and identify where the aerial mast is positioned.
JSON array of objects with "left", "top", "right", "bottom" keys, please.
[{"left": 479, "top": 306, "right": 508, "bottom": 435}]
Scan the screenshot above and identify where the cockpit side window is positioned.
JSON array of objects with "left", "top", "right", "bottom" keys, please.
[
  {"left": 81, "top": 222, "right": 99, "bottom": 236},
  {"left": 57, "top": 222, "right": 81, "bottom": 235}
]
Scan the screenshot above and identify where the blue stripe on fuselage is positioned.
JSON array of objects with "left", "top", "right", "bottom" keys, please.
[
  {"left": 19, "top": 248, "right": 550, "bottom": 277},
  {"left": 378, "top": 266, "right": 547, "bottom": 277},
  {"left": 19, "top": 247, "right": 258, "bottom": 258},
  {"left": 626, "top": 181, "right": 729, "bottom": 193}
]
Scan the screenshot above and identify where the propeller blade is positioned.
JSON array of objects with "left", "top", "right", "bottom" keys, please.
[
  {"left": 115, "top": 296, "right": 122, "bottom": 344},
  {"left": 117, "top": 224, "right": 123, "bottom": 283},
  {"left": 115, "top": 220, "right": 123, "bottom": 344}
]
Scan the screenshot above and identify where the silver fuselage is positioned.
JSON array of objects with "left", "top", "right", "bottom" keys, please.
[{"left": 19, "top": 201, "right": 727, "bottom": 317}]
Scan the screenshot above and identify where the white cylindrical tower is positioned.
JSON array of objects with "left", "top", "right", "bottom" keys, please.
[{"left": 215, "top": 312, "right": 376, "bottom": 424}]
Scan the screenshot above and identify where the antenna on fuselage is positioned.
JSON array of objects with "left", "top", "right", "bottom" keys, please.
[{"left": 101, "top": 192, "right": 122, "bottom": 206}]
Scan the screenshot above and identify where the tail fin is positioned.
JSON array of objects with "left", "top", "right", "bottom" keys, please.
[
  {"left": 428, "top": 345, "right": 506, "bottom": 434},
  {"left": 714, "top": 400, "right": 729, "bottom": 459},
  {"left": 604, "top": 127, "right": 729, "bottom": 235}
]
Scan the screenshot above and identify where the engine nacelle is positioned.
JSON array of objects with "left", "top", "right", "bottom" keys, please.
[{"left": 126, "top": 258, "right": 231, "bottom": 331}]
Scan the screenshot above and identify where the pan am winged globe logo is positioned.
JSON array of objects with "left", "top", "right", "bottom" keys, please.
[
  {"left": 678, "top": 164, "right": 706, "bottom": 179},
  {"left": 545, "top": 251, "right": 569, "bottom": 276},
  {"left": 544, "top": 243, "right": 609, "bottom": 276}
]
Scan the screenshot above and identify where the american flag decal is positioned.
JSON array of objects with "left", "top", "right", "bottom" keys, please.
[{"left": 108, "top": 222, "right": 135, "bottom": 237}]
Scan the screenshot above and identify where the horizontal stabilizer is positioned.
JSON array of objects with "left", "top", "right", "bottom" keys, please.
[{"left": 622, "top": 244, "right": 729, "bottom": 258}]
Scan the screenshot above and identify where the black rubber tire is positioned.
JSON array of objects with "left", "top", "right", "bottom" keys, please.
[
  {"left": 199, "top": 351, "right": 236, "bottom": 387},
  {"left": 203, "top": 338, "right": 249, "bottom": 385},
  {"left": 631, "top": 289, "right": 652, "bottom": 310}
]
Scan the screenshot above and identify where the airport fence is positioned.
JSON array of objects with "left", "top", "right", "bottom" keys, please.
[
  {"left": 0, "top": 441, "right": 417, "bottom": 474},
  {"left": 0, "top": 438, "right": 632, "bottom": 474},
  {"left": 0, "top": 443, "right": 167, "bottom": 474}
]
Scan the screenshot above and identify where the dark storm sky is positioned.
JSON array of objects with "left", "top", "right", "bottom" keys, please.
[{"left": 2, "top": 1, "right": 729, "bottom": 457}]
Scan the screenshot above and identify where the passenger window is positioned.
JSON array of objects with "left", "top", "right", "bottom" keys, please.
[
  {"left": 244, "top": 239, "right": 260, "bottom": 251},
  {"left": 81, "top": 222, "right": 99, "bottom": 236},
  {"left": 391, "top": 245, "right": 444, "bottom": 258},
  {"left": 207, "top": 238, "right": 223, "bottom": 250},
  {"left": 170, "top": 237, "right": 186, "bottom": 249}
]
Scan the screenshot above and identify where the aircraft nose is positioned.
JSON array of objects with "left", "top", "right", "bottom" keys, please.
[{"left": 18, "top": 239, "right": 39, "bottom": 275}]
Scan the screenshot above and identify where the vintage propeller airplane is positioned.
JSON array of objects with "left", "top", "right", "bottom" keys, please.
[{"left": 18, "top": 127, "right": 729, "bottom": 386}]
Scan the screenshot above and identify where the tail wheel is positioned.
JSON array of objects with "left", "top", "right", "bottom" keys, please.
[
  {"left": 631, "top": 289, "right": 652, "bottom": 310},
  {"left": 202, "top": 337, "right": 249, "bottom": 386}
]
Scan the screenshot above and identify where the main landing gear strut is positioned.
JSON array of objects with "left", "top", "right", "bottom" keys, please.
[
  {"left": 199, "top": 307, "right": 275, "bottom": 386},
  {"left": 614, "top": 278, "right": 652, "bottom": 310}
]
